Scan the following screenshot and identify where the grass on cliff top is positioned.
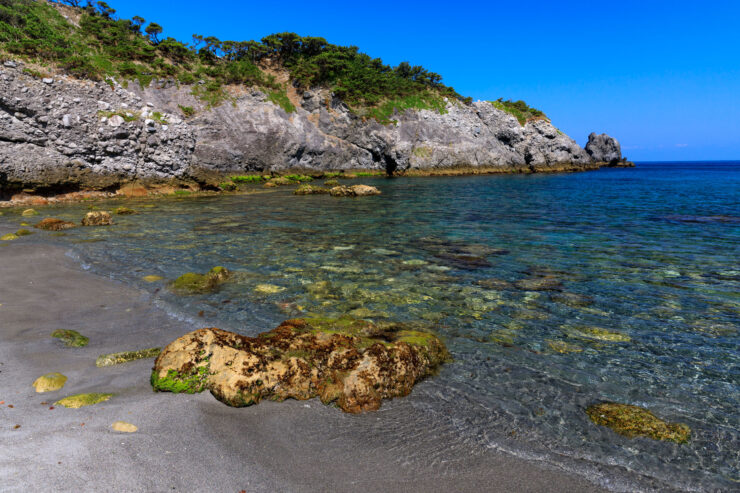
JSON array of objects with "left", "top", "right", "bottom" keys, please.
[
  {"left": 491, "top": 98, "right": 548, "bottom": 126},
  {"left": 0, "top": 0, "right": 466, "bottom": 122}
]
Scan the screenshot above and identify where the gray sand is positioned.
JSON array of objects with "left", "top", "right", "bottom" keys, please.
[{"left": 0, "top": 242, "right": 606, "bottom": 492}]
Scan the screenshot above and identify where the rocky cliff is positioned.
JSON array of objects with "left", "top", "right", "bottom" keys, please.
[
  {"left": 0, "top": 60, "right": 621, "bottom": 194},
  {"left": 585, "top": 132, "right": 626, "bottom": 165}
]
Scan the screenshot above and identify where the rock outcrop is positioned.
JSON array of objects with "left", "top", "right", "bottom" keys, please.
[
  {"left": 0, "top": 61, "right": 626, "bottom": 194},
  {"left": 151, "top": 317, "right": 450, "bottom": 413},
  {"left": 585, "top": 132, "right": 632, "bottom": 166}
]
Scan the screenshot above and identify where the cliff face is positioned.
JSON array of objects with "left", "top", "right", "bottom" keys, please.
[{"left": 0, "top": 61, "right": 605, "bottom": 192}]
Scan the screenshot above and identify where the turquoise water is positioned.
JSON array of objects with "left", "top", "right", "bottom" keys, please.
[{"left": 4, "top": 162, "right": 738, "bottom": 490}]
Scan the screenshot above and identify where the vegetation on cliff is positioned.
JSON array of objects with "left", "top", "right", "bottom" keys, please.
[
  {"left": 0, "top": 0, "right": 469, "bottom": 120},
  {"left": 491, "top": 99, "right": 548, "bottom": 126}
]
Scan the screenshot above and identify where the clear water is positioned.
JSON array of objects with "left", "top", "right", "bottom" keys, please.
[{"left": 4, "top": 162, "right": 738, "bottom": 490}]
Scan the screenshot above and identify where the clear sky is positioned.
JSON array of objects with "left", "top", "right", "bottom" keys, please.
[{"left": 108, "top": 0, "right": 739, "bottom": 161}]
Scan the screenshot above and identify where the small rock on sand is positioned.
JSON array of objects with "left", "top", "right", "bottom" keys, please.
[
  {"left": 111, "top": 421, "right": 138, "bottom": 433},
  {"left": 32, "top": 372, "right": 68, "bottom": 392}
]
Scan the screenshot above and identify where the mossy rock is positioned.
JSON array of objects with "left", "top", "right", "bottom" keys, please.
[
  {"left": 96, "top": 347, "right": 161, "bottom": 367},
  {"left": 142, "top": 275, "right": 164, "bottom": 283},
  {"left": 15, "top": 228, "right": 32, "bottom": 236},
  {"left": 81, "top": 211, "right": 113, "bottom": 226},
  {"left": 114, "top": 207, "right": 138, "bottom": 215},
  {"left": 1, "top": 233, "right": 19, "bottom": 241},
  {"left": 112, "top": 421, "right": 138, "bottom": 433},
  {"left": 565, "top": 326, "right": 631, "bottom": 343},
  {"left": 36, "top": 218, "right": 76, "bottom": 231},
  {"left": 32, "top": 372, "right": 67, "bottom": 392},
  {"left": 324, "top": 179, "right": 340, "bottom": 186},
  {"left": 171, "top": 266, "right": 231, "bottom": 294},
  {"left": 21, "top": 209, "right": 39, "bottom": 217},
  {"left": 254, "top": 283, "right": 286, "bottom": 294},
  {"left": 293, "top": 184, "right": 329, "bottom": 195},
  {"left": 152, "top": 317, "right": 450, "bottom": 413},
  {"left": 586, "top": 402, "right": 691, "bottom": 443},
  {"left": 546, "top": 340, "right": 583, "bottom": 354},
  {"left": 55, "top": 393, "right": 113, "bottom": 409},
  {"left": 51, "top": 329, "right": 89, "bottom": 347}
]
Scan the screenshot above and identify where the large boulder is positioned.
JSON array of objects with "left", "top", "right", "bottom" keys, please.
[
  {"left": 585, "top": 132, "right": 622, "bottom": 164},
  {"left": 151, "top": 317, "right": 450, "bottom": 413}
]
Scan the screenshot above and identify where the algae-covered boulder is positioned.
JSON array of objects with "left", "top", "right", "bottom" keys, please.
[
  {"left": 293, "top": 184, "right": 329, "bottom": 195},
  {"left": 254, "top": 283, "right": 286, "bottom": 294},
  {"left": 15, "top": 228, "right": 32, "bottom": 236},
  {"left": 329, "top": 185, "right": 381, "bottom": 197},
  {"left": 96, "top": 347, "right": 161, "bottom": 367},
  {"left": 55, "top": 393, "right": 113, "bottom": 409},
  {"left": 112, "top": 421, "right": 138, "bottom": 433},
  {"left": 51, "top": 329, "right": 89, "bottom": 347},
  {"left": 171, "top": 266, "right": 231, "bottom": 294},
  {"left": 1, "top": 233, "right": 19, "bottom": 241},
  {"left": 21, "top": 208, "right": 39, "bottom": 217},
  {"left": 32, "top": 372, "right": 68, "bottom": 392},
  {"left": 36, "top": 218, "right": 77, "bottom": 231},
  {"left": 114, "top": 207, "right": 138, "bottom": 215},
  {"left": 324, "top": 179, "right": 340, "bottom": 187},
  {"left": 152, "top": 317, "right": 450, "bottom": 413},
  {"left": 81, "top": 211, "right": 113, "bottom": 226},
  {"left": 586, "top": 402, "right": 691, "bottom": 443}
]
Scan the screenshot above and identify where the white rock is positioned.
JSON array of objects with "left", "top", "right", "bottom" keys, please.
[
  {"left": 146, "top": 102, "right": 155, "bottom": 108},
  {"left": 144, "top": 119, "right": 155, "bottom": 126},
  {"left": 4, "top": 61, "right": 17, "bottom": 68},
  {"left": 42, "top": 78, "right": 53, "bottom": 85},
  {"left": 97, "top": 101, "right": 110, "bottom": 110},
  {"left": 108, "top": 115, "right": 125, "bottom": 127},
  {"left": 161, "top": 125, "right": 168, "bottom": 131},
  {"left": 61, "top": 114, "right": 71, "bottom": 127}
]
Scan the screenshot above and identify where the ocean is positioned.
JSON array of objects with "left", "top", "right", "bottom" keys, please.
[{"left": 5, "top": 161, "right": 738, "bottom": 490}]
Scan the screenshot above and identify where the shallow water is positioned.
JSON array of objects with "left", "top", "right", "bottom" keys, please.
[{"left": 4, "top": 162, "right": 738, "bottom": 490}]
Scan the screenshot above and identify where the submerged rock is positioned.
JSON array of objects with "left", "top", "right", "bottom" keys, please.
[
  {"left": 152, "top": 317, "right": 450, "bottom": 413},
  {"left": 565, "top": 326, "right": 631, "bottom": 343},
  {"left": 477, "top": 278, "right": 513, "bottom": 290},
  {"left": 0, "top": 233, "right": 19, "bottom": 241},
  {"left": 324, "top": 179, "right": 340, "bottom": 186},
  {"left": 114, "top": 207, "right": 138, "bottom": 215},
  {"left": 96, "top": 347, "right": 161, "bottom": 367},
  {"left": 21, "top": 209, "right": 39, "bottom": 217},
  {"left": 293, "top": 184, "right": 329, "bottom": 195},
  {"left": 254, "top": 283, "right": 286, "bottom": 294},
  {"left": 142, "top": 275, "right": 164, "bottom": 283},
  {"left": 51, "top": 329, "right": 89, "bottom": 347},
  {"left": 515, "top": 276, "right": 563, "bottom": 291},
  {"left": 170, "top": 266, "right": 230, "bottom": 294},
  {"left": 36, "top": 218, "right": 77, "bottom": 231},
  {"left": 329, "top": 184, "right": 381, "bottom": 197},
  {"left": 81, "top": 211, "right": 113, "bottom": 226},
  {"left": 550, "top": 292, "right": 593, "bottom": 307},
  {"left": 586, "top": 402, "right": 691, "bottom": 443},
  {"left": 55, "top": 393, "right": 113, "bottom": 409},
  {"left": 15, "top": 228, "right": 32, "bottom": 236},
  {"left": 32, "top": 372, "right": 68, "bottom": 392}
]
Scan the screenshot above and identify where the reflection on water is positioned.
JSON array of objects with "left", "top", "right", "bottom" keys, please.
[{"left": 8, "top": 162, "right": 739, "bottom": 490}]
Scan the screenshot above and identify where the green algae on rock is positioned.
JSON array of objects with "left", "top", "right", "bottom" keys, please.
[
  {"left": 81, "top": 211, "right": 114, "bottom": 226},
  {"left": 1, "top": 233, "right": 19, "bottom": 241},
  {"left": 142, "top": 275, "right": 164, "bottom": 283},
  {"left": 329, "top": 184, "right": 381, "bottom": 197},
  {"left": 170, "top": 266, "right": 231, "bottom": 294},
  {"left": 32, "top": 372, "right": 68, "bottom": 392},
  {"left": 21, "top": 209, "right": 39, "bottom": 217},
  {"left": 55, "top": 393, "right": 113, "bottom": 409},
  {"left": 586, "top": 402, "right": 691, "bottom": 443},
  {"left": 36, "top": 218, "right": 77, "bottom": 231},
  {"left": 51, "top": 329, "right": 89, "bottom": 347},
  {"left": 293, "top": 184, "right": 329, "bottom": 195},
  {"left": 114, "top": 207, "right": 138, "bottom": 215},
  {"left": 15, "top": 229, "right": 32, "bottom": 236},
  {"left": 254, "top": 283, "right": 286, "bottom": 294},
  {"left": 96, "top": 347, "right": 161, "bottom": 367},
  {"left": 112, "top": 421, "right": 138, "bottom": 433},
  {"left": 152, "top": 317, "right": 450, "bottom": 413},
  {"left": 565, "top": 326, "right": 631, "bottom": 343}
]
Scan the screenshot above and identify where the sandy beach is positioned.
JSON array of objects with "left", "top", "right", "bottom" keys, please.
[{"left": 0, "top": 239, "right": 610, "bottom": 492}]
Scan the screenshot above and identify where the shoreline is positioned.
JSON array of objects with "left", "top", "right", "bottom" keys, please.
[
  {"left": 0, "top": 240, "right": 612, "bottom": 492},
  {"left": 0, "top": 162, "right": 634, "bottom": 208}
]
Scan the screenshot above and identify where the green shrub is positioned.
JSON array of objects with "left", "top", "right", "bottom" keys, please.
[{"left": 491, "top": 99, "right": 548, "bottom": 126}]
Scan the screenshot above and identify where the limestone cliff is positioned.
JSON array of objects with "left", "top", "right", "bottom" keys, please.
[{"left": 0, "top": 61, "right": 620, "bottom": 193}]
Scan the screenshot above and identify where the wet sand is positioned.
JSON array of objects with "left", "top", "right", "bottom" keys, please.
[{"left": 0, "top": 241, "right": 606, "bottom": 492}]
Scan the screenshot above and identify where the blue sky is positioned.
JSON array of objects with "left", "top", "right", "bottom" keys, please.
[{"left": 109, "top": 0, "right": 739, "bottom": 161}]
